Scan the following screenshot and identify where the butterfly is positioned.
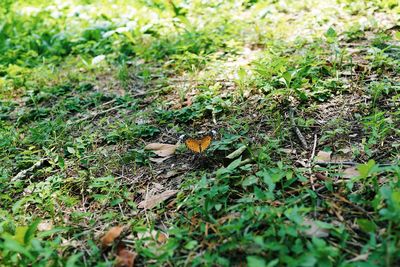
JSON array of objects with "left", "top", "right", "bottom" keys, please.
[{"left": 181, "top": 131, "right": 216, "bottom": 153}]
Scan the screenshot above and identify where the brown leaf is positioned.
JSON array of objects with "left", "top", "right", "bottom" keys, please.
[
  {"left": 144, "top": 143, "right": 177, "bottom": 157},
  {"left": 101, "top": 226, "right": 124, "bottom": 247},
  {"left": 115, "top": 248, "right": 137, "bottom": 267},
  {"left": 315, "top": 151, "right": 332, "bottom": 162},
  {"left": 138, "top": 190, "right": 179, "bottom": 210},
  {"left": 315, "top": 172, "right": 328, "bottom": 181},
  {"left": 343, "top": 166, "right": 360, "bottom": 178}
]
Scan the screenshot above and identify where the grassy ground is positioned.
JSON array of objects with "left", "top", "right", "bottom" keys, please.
[{"left": 1, "top": 0, "right": 400, "bottom": 266}]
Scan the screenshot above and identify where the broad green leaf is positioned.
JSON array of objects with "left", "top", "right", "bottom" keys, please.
[
  {"left": 56, "top": 156, "right": 65, "bottom": 169},
  {"left": 12, "top": 198, "right": 30, "bottom": 214},
  {"left": 326, "top": 27, "right": 337, "bottom": 38},
  {"left": 24, "top": 219, "right": 40, "bottom": 244},
  {"left": 247, "top": 256, "right": 266, "bottom": 267},
  {"left": 242, "top": 176, "right": 258, "bottom": 187},
  {"left": 282, "top": 71, "right": 292, "bottom": 85},
  {"left": 37, "top": 227, "right": 69, "bottom": 238},
  {"left": 66, "top": 252, "right": 83, "bottom": 267},
  {"left": 284, "top": 207, "right": 303, "bottom": 224},
  {"left": 14, "top": 226, "right": 28, "bottom": 244},
  {"left": 227, "top": 157, "right": 242, "bottom": 171},
  {"left": 184, "top": 240, "right": 198, "bottom": 250},
  {"left": 2, "top": 237, "right": 34, "bottom": 260},
  {"left": 357, "top": 159, "right": 376, "bottom": 179},
  {"left": 356, "top": 219, "right": 377, "bottom": 233}
]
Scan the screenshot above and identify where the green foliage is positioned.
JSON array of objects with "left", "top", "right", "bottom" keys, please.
[
  {"left": 0, "top": 219, "right": 69, "bottom": 266},
  {"left": 1, "top": 0, "right": 399, "bottom": 266}
]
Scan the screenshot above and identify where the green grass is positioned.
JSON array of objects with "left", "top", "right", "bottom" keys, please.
[{"left": 1, "top": 0, "right": 400, "bottom": 266}]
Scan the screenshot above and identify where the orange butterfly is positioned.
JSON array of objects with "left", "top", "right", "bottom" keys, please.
[{"left": 182, "top": 131, "right": 216, "bottom": 153}]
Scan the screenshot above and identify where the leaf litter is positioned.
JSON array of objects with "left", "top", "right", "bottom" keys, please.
[{"left": 138, "top": 190, "right": 179, "bottom": 210}]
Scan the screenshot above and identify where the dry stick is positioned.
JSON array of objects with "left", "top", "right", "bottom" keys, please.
[
  {"left": 310, "top": 134, "right": 318, "bottom": 162},
  {"left": 308, "top": 134, "right": 318, "bottom": 191},
  {"left": 314, "top": 161, "right": 396, "bottom": 167},
  {"left": 11, "top": 158, "right": 48, "bottom": 182},
  {"left": 314, "top": 161, "right": 358, "bottom": 166},
  {"left": 332, "top": 193, "right": 373, "bottom": 218},
  {"left": 289, "top": 108, "right": 308, "bottom": 149}
]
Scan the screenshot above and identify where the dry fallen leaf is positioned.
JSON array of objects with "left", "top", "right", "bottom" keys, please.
[
  {"left": 37, "top": 220, "right": 53, "bottom": 231},
  {"left": 138, "top": 190, "right": 179, "bottom": 210},
  {"left": 295, "top": 159, "right": 308, "bottom": 167},
  {"left": 136, "top": 230, "right": 169, "bottom": 243},
  {"left": 347, "top": 253, "right": 369, "bottom": 262},
  {"left": 164, "top": 170, "right": 180, "bottom": 179},
  {"left": 217, "top": 212, "right": 241, "bottom": 224},
  {"left": 101, "top": 226, "right": 124, "bottom": 247},
  {"left": 115, "top": 248, "right": 137, "bottom": 267},
  {"left": 314, "top": 172, "right": 328, "bottom": 181},
  {"left": 144, "top": 143, "right": 177, "bottom": 157},
  {"left": 315, "top": 151, "right": 332, "bottom": 162},
  {"left": 343, "top": 166, "right": 360, "bottom": 178},
  {"left": 301, "top": 219, "right": 329, "bottom": 238},
  {"left": 149, "top": 156, "right": 173, "bottom": 163},
  {"left": 332, "top": 147, "right": 353, "bottom": 162},
  {"left": 280, "top": 148, "right": 296, "bottom": 155}
]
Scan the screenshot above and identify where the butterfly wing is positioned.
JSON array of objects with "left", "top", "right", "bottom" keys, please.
[
  {"left": 199, "top": 135, "right": 212, "bottom": 152},
  {"left": 185, "top": 138, "right": 202, "bottom": 153}
]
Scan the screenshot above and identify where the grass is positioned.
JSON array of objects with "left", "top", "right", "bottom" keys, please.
[{"left": 0, "top": 0, "right": 400, "bottom": 266}]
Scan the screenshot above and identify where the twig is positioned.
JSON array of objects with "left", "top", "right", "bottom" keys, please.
[
  {"left": 289, "top": 108, "right": 308, "bottom": 149},
  {"left": 310, "top": 134, "right": 318, "bottom": 162},
  {"left": 11, "top": 158, "right": 48, "bottom": 182},
  {"left": 308, "top": 134, "right": 318, "bottom": 191},
  {"left": 314, "top": 161, "right": 397, "bottom": 167},
  {"left": 314, "top": 161, "right": 358, "bottom": 166},
  {"left": 332, "top": 193, "right": 374, "bottom": 219}
]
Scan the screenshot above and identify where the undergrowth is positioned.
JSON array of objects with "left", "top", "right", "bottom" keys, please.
[{"left": 1, "top": 0, "right": 399, "bottom": 266}]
